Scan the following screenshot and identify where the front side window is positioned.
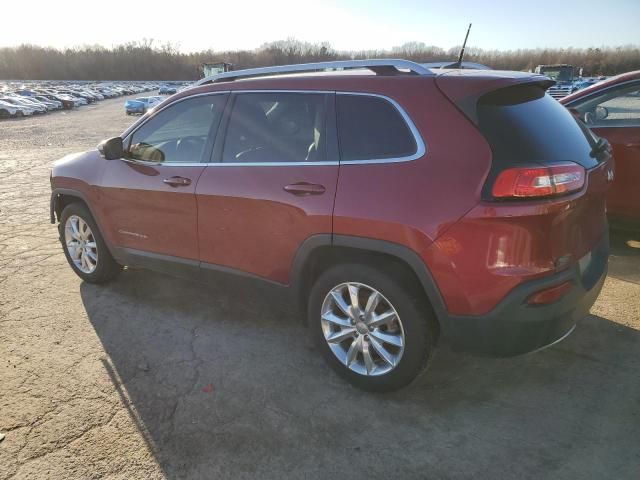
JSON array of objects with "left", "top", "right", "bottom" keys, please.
[
  {"left": 336, "top": 94, "right": 417, "bottom": 161},
  {"left": 572, "top": 82, "right": 640, "bottom": 127},
  {"left": 222, "top": 92, "right": 327, "bottom": 163},
  {"left": 127, "top": 94, "right": 227, "bottom": 163}
]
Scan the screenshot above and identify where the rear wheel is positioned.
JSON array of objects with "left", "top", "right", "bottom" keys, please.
[
  {"left": 0, "top": 109, "right": 9, "bottom": 119},
  {"left": 308, "top": 263, "right": 438, "bottom": 392},
  {"left": 59, "top": 203, "right": 121, "bottom": 283}
]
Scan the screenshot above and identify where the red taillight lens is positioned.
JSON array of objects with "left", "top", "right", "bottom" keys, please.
[{"left": 492, "top": 162, "right": 585, "bottom": 199}]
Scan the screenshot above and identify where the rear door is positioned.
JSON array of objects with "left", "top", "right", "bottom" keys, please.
[
  {"left": 195, "top": 91, "right": 338, "bottom": 284},
  {"left": 569, "top": 80, "right": 640, "bottom": 220}
]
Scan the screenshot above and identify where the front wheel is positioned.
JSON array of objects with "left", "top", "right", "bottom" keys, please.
[
  {"left": 308, "top": 264, "right": 438, "bottom": 392},
  {"left": 59, "top": 203, "right": 122, "bottom": 283}
]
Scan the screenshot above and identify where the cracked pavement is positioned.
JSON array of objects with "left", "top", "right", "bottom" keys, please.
[{"left": 1, "top": 97, "right": 640, "bottom": 479}]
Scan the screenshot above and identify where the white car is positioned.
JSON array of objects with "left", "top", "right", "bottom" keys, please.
[
  {"left": 5, "top": 93, "right": 49, "bottom": 112},
  {"left": 0, "top": 99, "right": 34, "bottom": 117},
  {"left": 0, "top": 97, "right": 42, "bottom": 114}
]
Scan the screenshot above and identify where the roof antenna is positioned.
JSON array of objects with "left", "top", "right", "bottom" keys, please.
[{"left": 453, "top": 23, "right": 472, "bottom": 68}]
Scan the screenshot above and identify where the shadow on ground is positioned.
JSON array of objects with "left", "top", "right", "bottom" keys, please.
[{"left": 80, "top": 232, "right": 640, "bottom": 479}]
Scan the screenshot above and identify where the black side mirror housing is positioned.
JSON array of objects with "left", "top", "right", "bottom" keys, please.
[{"left": 98, "top": 137, "right": 123, "bottom": 160}]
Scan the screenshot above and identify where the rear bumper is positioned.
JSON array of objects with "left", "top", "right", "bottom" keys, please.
[{"left": 441, "top": 232, "right": 609, "bottom": 357}]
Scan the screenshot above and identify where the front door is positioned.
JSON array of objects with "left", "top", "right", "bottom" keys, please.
[
  {"left": 196, "top": 91, "right": 338, "bottom": 284},
  {"left": 98, "top": 93, "right": 228, "bottom": 260}
]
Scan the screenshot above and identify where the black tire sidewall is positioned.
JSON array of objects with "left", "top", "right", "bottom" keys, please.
[
  {"left": 59, "top": 203, "right": 120, "bottom": 283},
  {"left": 308, "top": 263, "right": 436, "bottom": 392}
]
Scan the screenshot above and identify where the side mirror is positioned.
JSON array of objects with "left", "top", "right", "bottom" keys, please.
[
  {"left": 595, "top": 105, "right": 609, "bottom": 121},
  {"left": 98, "top": 137, "right": 123, "bottom": 160}
]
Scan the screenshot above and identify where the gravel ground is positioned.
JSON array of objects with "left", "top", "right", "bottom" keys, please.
[{"left": 1, "top": 96, "right": 639, "bottom": 479}]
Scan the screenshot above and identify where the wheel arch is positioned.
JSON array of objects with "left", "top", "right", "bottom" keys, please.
[
  {"left": 50, "top": 188, "right": 116, "bottom": 256},
  {"left": 291, "top": 234, "right": 449, "bottom": 329},
  {"left": 50, "top": 188, "right": 91, "bottom": 224}
]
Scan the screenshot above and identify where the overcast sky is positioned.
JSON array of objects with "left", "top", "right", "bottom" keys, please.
[{"left": 3, "top": 0, "right": 639, "bottom": 52}]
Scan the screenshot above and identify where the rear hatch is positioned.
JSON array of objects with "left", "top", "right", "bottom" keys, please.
[{"left": 432, "top": 70, "right": 612, "bottom": 313}]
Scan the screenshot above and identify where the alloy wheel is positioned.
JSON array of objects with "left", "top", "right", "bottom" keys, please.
[
  {"left": 320, "top": 282, "right": 405, "bottom": 376},
  {"left": 64, "top": 215, "right": 98, "bottom": 274}
]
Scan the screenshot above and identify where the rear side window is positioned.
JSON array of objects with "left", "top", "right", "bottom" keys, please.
[
  {"left": 337, "top": 94, "right": 417, "bottom": 161},
  {"left": 477, "top": 85, "right": 598, "bottom": 170},
  {"left": 222, "top": 92, "right": 327, "bottom": 163}
]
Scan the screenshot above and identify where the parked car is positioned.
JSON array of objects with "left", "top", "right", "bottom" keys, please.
[
  {"left": 561, "top": 70, "right": 640, "bottom": 229},
  {"left": 124, "top": 96, "right": 163, "bottom": 115},
  {"left": 57, "top": 90, "right": 88, "bottom": 105},
  {"left": 49, "top": 60, "right": 612, "bottom": 392},
  {"left": 159, "top": 85, "right": 177, "bottom": 95},
  {"left": 30, "top": 95, "right": 61, "bottom": 110},
  {"left": 0, "top": 99, "right": 30, "bottom": 118},
  {"left": 573, "top": 78, "right": 598, "bottom": 91},
  {"left": 0, "top": 96, "right": 45, "bottom": 114},
  {"left": 38, "top": 93, "right": 74, "bottom": 109}
]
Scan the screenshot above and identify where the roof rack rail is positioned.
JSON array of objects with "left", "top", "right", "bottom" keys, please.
[{"left": 195, "top": 59, "right": 433, "bottom": 86}]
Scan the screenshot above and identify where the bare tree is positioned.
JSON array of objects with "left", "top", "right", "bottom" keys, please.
[{"left": 0, "top": 41, "right": 638, "bottom": 80}]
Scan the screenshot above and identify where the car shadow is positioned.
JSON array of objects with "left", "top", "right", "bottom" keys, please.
[{"left": 80, "top": 262, "right": 640, "bottom": 479}]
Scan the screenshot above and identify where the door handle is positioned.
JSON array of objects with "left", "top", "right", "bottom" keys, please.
[
  {"left": 283, "top": 182, "right": 326, "bottom": 196},
  {"left": 163, "top": 176, "right": 192, "bottom": 187}
]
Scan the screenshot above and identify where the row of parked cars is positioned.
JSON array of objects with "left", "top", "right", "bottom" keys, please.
[{"left": 0, "top": 82, "right": 161, "bottom": 119}]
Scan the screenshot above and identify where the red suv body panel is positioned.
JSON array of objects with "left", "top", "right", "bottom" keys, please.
[
  {"left": 196, "top": 164, "right": 338, "bottom": 283},
  {"left": 51, "top": 67, "right": 611, "bottom": 357}
]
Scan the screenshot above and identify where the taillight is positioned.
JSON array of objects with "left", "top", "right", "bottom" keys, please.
[{"left": 492, "top": 162, "right": 585, "bottom": 199}]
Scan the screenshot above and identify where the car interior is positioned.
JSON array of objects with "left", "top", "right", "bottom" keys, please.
[{"left": 222, "top": 93, "right": 326, "bottom": 163}]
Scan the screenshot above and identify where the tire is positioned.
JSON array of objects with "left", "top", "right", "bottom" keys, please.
[
  {"left": 0, "top": 109, "right": 9, "bottom": 119},
  {"left": 59, "top": 202, "right": 122, "bottom": 283},
  {"left": 16, "top": 111, "right": 23, "bottom": 118},
  {"left": 308, "top": 263, "right": 438, "bottom": 392}
]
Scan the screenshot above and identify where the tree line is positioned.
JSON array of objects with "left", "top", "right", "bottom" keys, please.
[{"left": 1, "top": 39, "right": 639, "bottom": 81}]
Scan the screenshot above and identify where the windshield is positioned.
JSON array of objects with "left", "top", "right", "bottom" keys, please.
[{"left": 541, "top": 68, "right": 573, "bottom": 82}]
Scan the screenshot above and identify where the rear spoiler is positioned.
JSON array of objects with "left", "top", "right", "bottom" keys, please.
[{"left": 434, "top": 70, "right": 554, "bottom": 125}]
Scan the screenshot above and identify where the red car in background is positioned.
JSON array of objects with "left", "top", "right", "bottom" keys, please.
[{"left": 562, "top": 71, "right": 640, "bottom": 229}]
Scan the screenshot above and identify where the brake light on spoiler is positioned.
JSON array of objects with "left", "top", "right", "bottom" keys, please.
[{"left": 492, "top": 162, "right": 585, "bottom": 199}]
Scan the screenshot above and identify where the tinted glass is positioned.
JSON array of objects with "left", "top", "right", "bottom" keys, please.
[
  {"left": 477, "top": 85, "right": 598, "bottom": 170},
  {"left": 336, "top": 95, "right": 416, "bottom": 161},
  {"left": 572, "top": 82, "right": 640, "bottom": 127},
  {"left": 127, "top": 94, "right": 226, "bottom": 163},
  {"left": 222, "top": 93, "right": 326, "bottom": 163}
]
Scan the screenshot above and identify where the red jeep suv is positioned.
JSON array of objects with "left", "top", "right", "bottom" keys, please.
[{"left": 50, "top": 60, "right": 612, "bottom": 391}]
